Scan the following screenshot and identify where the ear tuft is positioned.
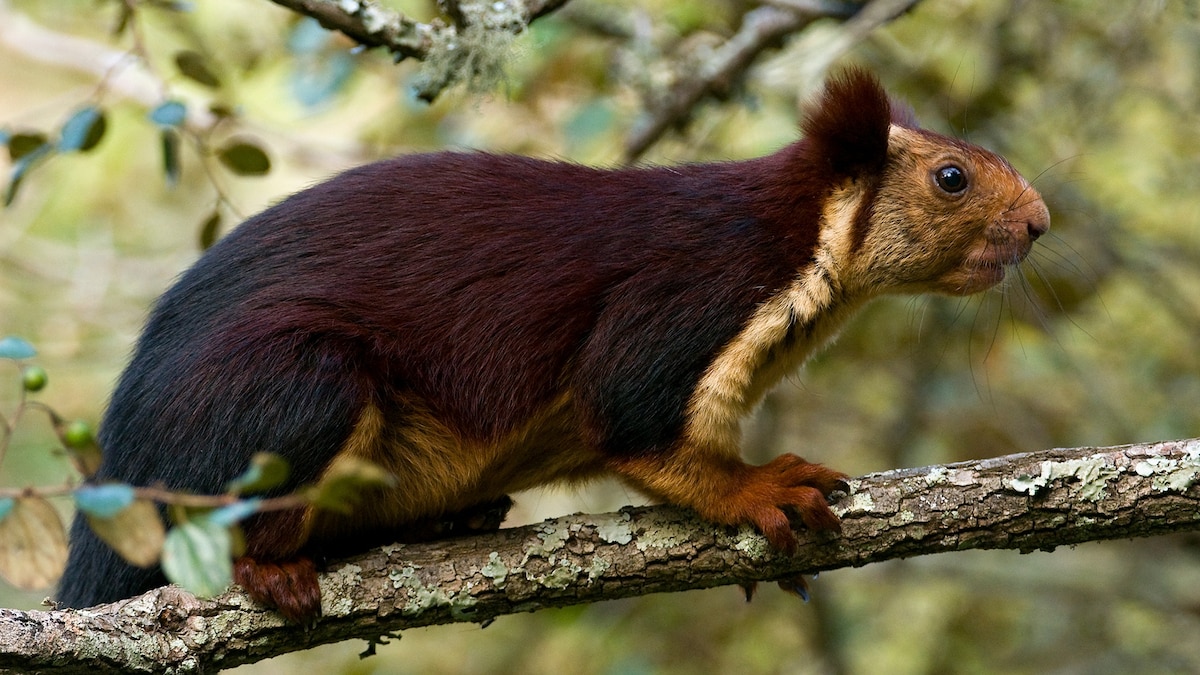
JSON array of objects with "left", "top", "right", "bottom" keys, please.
[{"left": 801, "top": 68, "right": 898, "bottom": 177}]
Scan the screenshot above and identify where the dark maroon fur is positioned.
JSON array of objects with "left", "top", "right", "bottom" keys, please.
[
  {"left": 801, "top": 68, "right": 892, "bottom": 178},
  {"left": 233, "top": 557, "right": 320, "bottom": 623},
  {"left": 58, "top": 70, "right": 901, "bottom": 614}
]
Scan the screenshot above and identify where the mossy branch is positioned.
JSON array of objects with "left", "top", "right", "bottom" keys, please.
[
  {"left": 264, "top": 0, "right": 571, "bottom": 100},
  {"left": 3, "top": 437, "right": 1200, "bottom": 673}
]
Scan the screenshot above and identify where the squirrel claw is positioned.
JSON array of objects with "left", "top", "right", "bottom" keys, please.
[
  {"left": 777, "top": 575, "right": 811, "bottom": 602},
  {"left": 738, "top": 576, "right": 814, "bottom": 603}
]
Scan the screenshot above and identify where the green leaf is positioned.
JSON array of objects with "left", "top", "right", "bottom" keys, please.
[
  {"left": 58, "top": 106, "right": 107, "bottom": 152},
  {"left": 207, "top": 499, "right": 262, "bottom": 527},
  {"left": 0, "top": 336, "right": 36, "bottom": 359},
  {"left": 309, "top": 457, "right": 395, "bottom": 514},
  {"left": 0, "top": 497, "right": 68, "bottom": 590},
  {"left": 564, "top": 100, "right": 615, "bottom": 147},
  {"left": 112, "top": 2, "right": 132, "bottom": 36},
  {"left": 7, "top": 132, "right": 48, "bottom": 161},
  {"left": 291, "top": 52, "right": 355, "bottom": 108},
  {"left": 4, "top": 172, "right": 20, "bottom": 207},
  {"left": 217, "top": 140, "right": 270, "bottom": 176},
  {"left": 226, "top": 452, "right": 290, "bottom": 495},
  {"left": 288, "top": 18, "right": 331, "bottom": 55},
  {"left": 175, "top": 50, "right": 221, "bottom": 88},
  {"left": 74, "top": 483, "right": 135, "bottom": 519},
  {"left": 64, "top": 442, "right": 103, "bottom": 480},
  {"left": 149, "top": 100, "right": 187, "bottom": 128},
  {"left": 208, "top": 102, "right": 235, "bottom": 120},
  {"left": 86, "top": 499, "right": 164, "bottom": 568},
  {"left": 5, "top": 144, "right": 52, "bottom": 207},
  {"left": 198, "top": 209, "right": 221, "bottom": 250},
  {"left": 161, "top": 128, "right": 181, "bottom": 186},
  {"left": 160, "top": 517, "right": 232, "bottom": 598}
]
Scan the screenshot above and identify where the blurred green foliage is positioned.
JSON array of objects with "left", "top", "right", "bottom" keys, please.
[{"left": 2, "top": 0, "right": 1199, "bottom": 672}]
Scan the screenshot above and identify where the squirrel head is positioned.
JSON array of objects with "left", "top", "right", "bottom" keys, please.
[{"left": 798, "top": 68, "right": 1051, "bottom": 298}]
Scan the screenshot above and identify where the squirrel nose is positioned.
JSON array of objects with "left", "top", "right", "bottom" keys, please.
[{"left": 1020, "top": 196, "right": 1051, "bottom": 241}]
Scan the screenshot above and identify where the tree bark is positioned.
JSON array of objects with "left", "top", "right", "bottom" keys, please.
[{"left": 2, "top": 437, "right": 1199, "bottom": 673}]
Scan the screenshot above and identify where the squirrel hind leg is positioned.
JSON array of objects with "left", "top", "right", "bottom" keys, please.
[
  {"left": 233, "top": 508, "right": 323, "bottom": 621},
  {"left": 233, "top": 556, "right": 321, "bottom": 623}
]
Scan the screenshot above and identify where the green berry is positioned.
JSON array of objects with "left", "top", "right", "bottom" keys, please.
[
  {"left": 62, "top": 420, "right": 93, "bottom": 448},
  {"left": 21, "top": 365, "right": 47, "bottom": 392}
]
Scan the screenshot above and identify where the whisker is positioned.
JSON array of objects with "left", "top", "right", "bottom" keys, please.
[
  {"left": 1006, "top": 155, "right": 1080, "bottom": 212},
  {"left": 1026, "top": 155, "right": 1078, "bottom": 187},
  {"left": 1015, "top": 259, "right": 1055, "bottom": 335},
  {"left": 1032, "top": 249, "right": 1105, "bottom": 341},
  {"left": 1004, "top": 279, "right": 1027, "bottom": 359},
  {"left": 1039, "top": 233, "right": 1104, "bottom": 285},
  {"left": 966, "top": 292, "right": 994, "bottom": 403},
  {"left": 904, "top": 294, "right": 929, "bottom": 346},
  {"left": 987, "top": 277, "right": 1006, "bottom": 359},
  {"left": 1024, "top": 257, "right": 1097, "bottom": 347}
]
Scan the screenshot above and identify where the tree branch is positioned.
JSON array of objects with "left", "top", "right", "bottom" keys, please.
[
  {"left": 264, "top": 0, "right": 555, "bottom": 55},
  {"left": 622, "top": 0, "right": 924, "bottom": 162},
  {"left": 263, "top": 0, "right": 572, "bottom": 100},
  {"left": 3, "top": 437, "right": 1200, "bottom": 673}
]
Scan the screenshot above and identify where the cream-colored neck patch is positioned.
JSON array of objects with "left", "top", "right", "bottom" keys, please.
[{"left": 681, "top": 184, "right": 871, "bottom": 455}]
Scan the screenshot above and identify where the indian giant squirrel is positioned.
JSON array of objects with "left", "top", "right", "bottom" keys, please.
[{"left": 58, "top": 69, "right": 1050, "bottom": 621}]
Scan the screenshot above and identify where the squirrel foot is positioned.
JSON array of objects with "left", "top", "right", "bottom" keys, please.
[
  {"left": 727, "top": 454, "right": 848, "bottom": 553},
  {"left": 234, "top": 556, "right": 321, "bottom": 623}
]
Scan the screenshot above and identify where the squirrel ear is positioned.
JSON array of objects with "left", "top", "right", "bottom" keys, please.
[{"left": 801, "top": 68, "right": 900, "bottom": 177}]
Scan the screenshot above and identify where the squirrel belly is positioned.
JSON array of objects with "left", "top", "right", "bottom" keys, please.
[{"left": 57, "top": 68, "right": 1049, "bottom": 621}]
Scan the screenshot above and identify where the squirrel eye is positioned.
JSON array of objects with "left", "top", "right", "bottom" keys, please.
[{"left": 935, "top": 165, "right": 968, "bottom": 193}]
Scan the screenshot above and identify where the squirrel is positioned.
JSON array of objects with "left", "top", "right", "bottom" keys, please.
[{"left": 57, "top": 68, "right": 1049, "bottom": 622}]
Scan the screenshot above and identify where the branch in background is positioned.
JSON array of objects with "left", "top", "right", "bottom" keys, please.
[
  {"left": 265, "top": 0, "right": 572, "bottom": 101},
  {"left": 268, "top": 0, "right": 574, "bottom": 48},
  {"left": 262, "top": 0, "right": 916, "bottom": 113},
  {"left": 0, "top": 1, "right": 209, "bottom": 125},
  {"left": 622, "top": 0, "right": 924, "bottom": 163},
  {"left": 782, "top": 0, "right": 925, "bottom": 92},
  {"left": 1, "top": 0, "right": 914, "bottom": 150},
  {"left": 3, "top": 437, "right": 1200, "bottom": 673}
]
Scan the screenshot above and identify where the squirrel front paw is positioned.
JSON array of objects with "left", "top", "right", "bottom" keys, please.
[{"left": 724, "top": 454, "right": 848, "bottom": 552}]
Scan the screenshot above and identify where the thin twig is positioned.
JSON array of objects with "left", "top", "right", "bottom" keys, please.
[
  {"left": 622, "top": 0, "right": 924, "bottom": 163},
  {"left": 623, "top": 5, "right": 819, "bottom": 163}
]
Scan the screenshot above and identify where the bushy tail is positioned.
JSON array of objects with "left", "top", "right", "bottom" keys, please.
[
  {"left": 58, "top": 514, "right": 163, "bottom": 608},
  {"left": 56, "top": 334, "right": 370, "bottom": 608}
]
